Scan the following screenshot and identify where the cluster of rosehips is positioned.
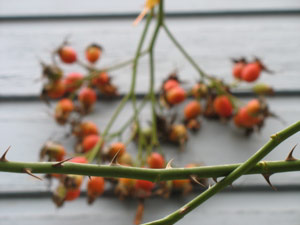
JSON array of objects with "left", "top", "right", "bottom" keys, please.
[{"left": 41, "top": 43, "right": 118, "bottom": 119}]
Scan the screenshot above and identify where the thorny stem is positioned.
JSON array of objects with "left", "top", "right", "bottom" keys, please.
[
  {"left": 142, "top": 120, "right": 300, "bottom": 225},
  {"left": 86, "top": 13, "right": 153, "bottom": 163}
]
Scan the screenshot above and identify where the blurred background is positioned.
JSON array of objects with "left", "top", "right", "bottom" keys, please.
[{"left": 0, "top": 1, "right": 300, "bottom": 225}]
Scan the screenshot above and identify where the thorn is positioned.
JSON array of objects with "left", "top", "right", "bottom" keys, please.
[
  {"left": 23, "top": 168, "right": 42, "bottom": 181},
  {"left": 212, "top": 177, "right": 218, "bottom": 184},
  {"left": 52, "top": 157, "right": 73, "bottom": 167},
  {"left": 0, "top": 146, "right": 11, "bottom": 162},
  {"left": 108, "top": 149, "right": 121, "bottom": 166},
  {"left": 262, "top": 174, "right": 277, "bottom": 191},
  {"left": 190, "top": 175, "right": 206, "bottom": 188},
  {"left": 165, "top": 159, "right": 174, "bottom": 169},
  {"left": 285, "top": 144, "right": 298, "bottom": 161}
]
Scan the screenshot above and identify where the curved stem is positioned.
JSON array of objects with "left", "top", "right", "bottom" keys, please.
[{"left": 143, "top": 120, "right": 300, "bottom": 225}]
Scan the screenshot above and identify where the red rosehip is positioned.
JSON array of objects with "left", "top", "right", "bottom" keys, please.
[
  {"left": 107, "top": 142, "right": 126, "bottom": 159},
  {"left": 241, "top": 62, "right": 261, "bottom": 82},
  {"left": 78, "top": 87, "right": 97, "bottom": 108},
  {"left": 246, "top": 99, "right": 260, "bottom": 116},
  {"left": 232, "top": 62, "right": 246, "bottom": 80},
  {"left": 184, "top": 101, "right": 202, "bottom": 120},
  {"left": 92, "top": 72, "right": 110, "bottom": 86},
  {"left": 163, "top": 80, "right": 179, "bottom": 92},
  {"left": 213, "top": 95, "right": 233, "bottom": 117},
  {"left": 65, "top": 189, "right": 80, "bottom": 201},
  {"left": 77, "top": 121, "right": 99, "bottom": 137},
  {"left": 86, "top": 45, "right": 102, "bottom": 63},
  {"left": 70, "top": 156, "right": 88, "bottom": 164},
  {"left": 166, "top": 86, "right": 186, "bottom": 105},
  {"left": 82, "top": 135, "right": 102, "bottom": 153},
  {"left": 63, "top": 72, "right": 84, "bottom": 93},
  {"left": 135, "top": 180, "right": 155, "bottom": 192},
  {"left": 147, "top": 152, "right": 165, "bottom": 169},
  {"left": 57, "top": 98, "right": 74, "bottom": 113},
  {"left": 234, "top": 107, "right": 261, "bottom": 128},
  {"left": 59, "top": 46, "right": 77, "bottom": 64}
]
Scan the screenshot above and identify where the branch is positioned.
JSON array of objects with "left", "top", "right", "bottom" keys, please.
[{"left": 142, "top": 120, "right": 300, "bottom": 225}]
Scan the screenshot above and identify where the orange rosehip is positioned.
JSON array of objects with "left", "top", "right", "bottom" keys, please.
[
  {"left": 63, "top": 72, "right": 84, "bottom": 93},
  {"left": 147, "top": 152, "right": 165, "bottom": 169},
  {"left": 46, "top": 80, "right": 66, "bottom": 99},
  {"left": 70, "top": 156, "right": 88, "bottom": 164},
  {"left": 135, "top": 180, "right": 155, "bottom": 192},
  {"left": 87, "top": 177, "right": 105, "bottom": 198},
  {"left": 234, "top": 107, "right": 261, "bottom": 128},
  {"left": 184, "top": 101, "right": 202, "bottom": 120},
  {"left": 107, "top": 142, "right": 126, "bottom": 159},
  {"left": 78, "top": 87, "right": 97, "bottom": 108},
  {"left": 86, "top": 45, "right": 102, "bottom": 63},
  {"left": 82, "top": 135, "right": 102, "bottom": 153},
  {"left": 59, "top": 46, "right": 77, "bottom": 64},
  {"left": 241, "top": 62, "right": 261, "bottom": 82},
  {"left": 246, "top": 99, "right": 260, "bottom": 116},
  {"left": 78, "top": 121, "right": 99, "bottom": 137},
  {"left": 92, "top": 72, "right": 109, "bottom": 86},
  {"left": 213, "top": 95, "right": 233, "bottom": 117},
  {"left": 166, "top": 86, "right": 186, "bottom": 105},
  {"left": 172, "top": 179, "right": 190, "bottom": 189},
  {"left": 163, "top": 80, "right": 179, "bottom": 92}
]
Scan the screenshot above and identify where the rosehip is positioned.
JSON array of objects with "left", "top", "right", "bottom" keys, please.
[
  {"left": 55, "top": 98, "right": 74, "bottom": 124},
  {"left": 87, "top": 176, "right": 105, "bottom": 203},
  {"left": 82, "top": 135, "right": 102, "bottom": 153},
  {"left": 63, "top": 72, "right": 84, "bottom": 93},
  {"left": 65, "top": 189, "right": 80, "bottom": 201},
  {"left": 92, "top": 72, "right": 109, "bottom": 86},
  {"left": 234, "top": 107, "right": 261, "bottom": 128},
  {"left": 232, "top": 61, "right": 245, "bottom": 80},
  {"left": 99, "top": 83, "right": 118, "bottom": 96},
  {"left": 78, "top": 87, "right": 97, "bottom": 111},
  {"left": 184, "top": 101, "right": 202, "bottom": 120},
  {"left": 118, "top": 152, "right": 133, "bottom": 166},
  {"left": 213, "top": 95, "right": 233, "bottom": 118},
  {"left": 85, "top": 44, "right": 102, "bottom": 63},
  {"left": 64, "top": 175, "right": 83, "bottom": 189},
  {"left": 147, "top": 152, "right": 165, "bottom": 169},
  {"left": 42, "top": 65, "right": 63, "bottom": 81},
  {"left": 172, "top": 179, "right": 190, "bottom": 189},
  {"left": 163, "top": 80, "right": 179, "bottom": 92},
  {"left": 246, "top": 99, "right": 260, "bottom": 116},
  {"left": 41, "top": 142, "right": 66, "bottom": 161},
  {"left": 169, "top": 124, "right": 188, "bottom": 143},
  {"left": 74, "top": 121, "right": 99, "bottom": 138},
  {"left": 107, "top": 142, "right": 126, "bottom": 160},
  {"left": 241, "top": 62, "right": 261, "bottom": 82},
  {"left": 135, "top": 180, "right": 155, "bottom": 192},
  {"left": 59, "top": 46, "right": 77, "bottom": 64},
  {"left": 45, "top": 80, "right": 65, "bottom": 99},
  {"left": 70, "top": 156, "right": 88, "bottom": 164},
  {"left": 166, "top": 86, "right": 186, "bottom": 105}
]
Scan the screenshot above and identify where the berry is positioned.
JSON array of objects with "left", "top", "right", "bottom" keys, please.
[
  {"left": 99, "top": 83, "right": 118, "bottom": 96},
  {"left": 147, "top": 152, "right": 165, "bottom": 169},
  {"left": 184, "top": 101, "right": 202, "bottom": 120},
  {"left": 48, "top": 142, "right": 66, "bottom": 161},
  {"left": 169, "top": 124, "right": 188, "bottom": 142},
  {"left": 78, "top": 87, "right": 97, "bottom": 110},
  {"left": 87, "top": 177, "right": 105, "bottom": 203},
  {"left": 172, "top": 179, "right": 190, "bottom": 189},
  {"left": 163, "top": 80, "right": 179, "bottom": 92},
  {"left": 82, "top": 135, "right": 101, "bottom": 153},
  {"left": 55, "top": 98, "right": 74, "bottom": 124},
  {"left": 213, "top": 95, "right": 233, "bottom": 118},
  {"left": 59, "top": 46, "right": 77, "bottom": 64},
  {"left": 241, "top": 62, "right": 261, "bottom": 82},
  {"left": 118, "top": 152, "right": 133, "bottom": 166},
  {"left": 246, "top": 99, "right": 260, "bottom": 116},
  {"left": 65, "top": 189, "right": 80, "bottom": 201},
  {"left": 234, "top": 107, "right": 261, "bottom": 128},
  {"left": 75, "top": 121, "right": 99, "bottom": 138},
  {"left": 166, "top": 86, "right": 186, "bottom": 105},
  {"left": 70, "top": 156, "right": 88, "bottom": 164},
  {"left": 63, "top": 72, "right": 84, "bottom": 93},
  {"left": 86, "top": 45, "right": 102, "bottom": 63},
  {"left": 232, "top": 62, "right": 245, "bottom": 80},
  {"left": 64, "top": 175, "right": 83, "bottom": 189},
  {"left": 119, "top": 178, "right": 136, "bottom": 188},
  {"left": 135, "top": 180, "right": 155, "bottom": 192},
  {"left": 107, "top": 142, "right": 126, "bottom": 159},
  {"left": 92, "top": 72, "right": 109, "bottom": 86},
  {"left": 45, "top": 80, "right": 65, "bottom": 99}
]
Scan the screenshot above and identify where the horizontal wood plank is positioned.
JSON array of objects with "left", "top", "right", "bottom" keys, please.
[
  {"left": 0, "top": 16, "right": 299, "bottom": 95},
  {"left": 1, "top": 0, "right": 300, "bottom": 16}
]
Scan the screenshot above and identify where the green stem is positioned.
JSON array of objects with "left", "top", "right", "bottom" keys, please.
[
  {"left": 86, "top": 13, "right": 152, "bottom": 163},
  {"left": 162, "top": 23, "right": 211, "bottom": 80},
  {"left": 142, "top": 120, "right": 300, "bottom": 225}
]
